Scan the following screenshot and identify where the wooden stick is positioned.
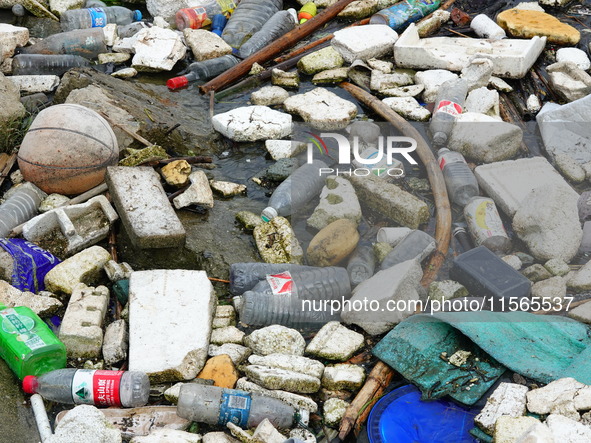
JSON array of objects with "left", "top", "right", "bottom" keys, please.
[
  {"left": 200, "top": 0, "right": 359, "bottom": 94},
  {"left": 0, "top": 152, "right": 17, "bottom": 189},
  {"left": 98, "top": 111, "right": 154, "bottom": 148},
  {"left": 339, "top": 82, "right": 452, "bottom": 287}
]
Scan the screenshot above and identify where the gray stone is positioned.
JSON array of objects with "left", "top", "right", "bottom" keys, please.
[
  {"left": 0, "top": 73, "right": 26, "bottom": 149},
  {"left": 8, "top": 75, "right": 59, "bottom": 93},
  {"left": 380, "top": 84, "right": 425, "bottom": 97},
  {"left": 235, "top": 211, "right": 262, "bottom": 231},
  {"left": 475, "top": 382, "right": 529, "bottom": 434},
  {"left": 0, "top": 24, "right": 28, "bottom": 62},
  {"left": 248, "top": 354, "right": 324, "bottom": 379},
  {"left": 322, "top": 364, "right": 365, "bottom": 391},
  {"left": 173, "top": 171, "right": 214, "bottom": 209},
  {"left": 370, "top": 70, "right": 414, "bottom": 91},
  {"left": 236, "top": 378, "right": 318, "bottom": 413},
  {"left": 103, "top": 261, "right": 133, "bottom": 282},
  {"left": 228, "top": 418, "right": 286, "bottom": 443},
  {"left": 382, "top": 97, "right": 430, "bottom": 121},
  {"left": 264, "top": 140, "right": 306, "bottom": 161},
  {"left": 253, "top": 216, "right": 303, "bottom": 264},
  {"left": 212, "top": 305, "right": 236, "bottom": 329},
  {"left": 243, "top": 365, "right": 321, "bottom": 394},
  {"left": 460, "top": 58, "right": 494, "bottom": 91},
  {"left": 307, "top": 176, "right": 362, "bottom": 230},
  {"left": 522, "top": 264, "right": 552, "bottom": 282},
  {"left": 348, "top": 174, "right": 430, "bottom": 229},
  {"left": 464, "top": 87, "right": 500, "bottom": 118},
  {"left": 208, "top": 343, "right": 251, "bottom": 365},
  {"left": 210, "top": 326, "right": 245, "bottom": 346},
  {"left": 251, "top": 86, "right": 289, "bottom": 106},
  {"left": 98, "top": 53, "right": 131, "bottom": 64},
  {"left": 342, "top": 260, "right": 422, "bottom": 335},
  {"left": 324, "top": 398, "right": 349, "bottom": 428},
  {"left": 184, "top": 29, "right": 232, "bottom": 61},
  {"left": 526, "top": 378, "right": 585, "bottom": 415},
  {"left": 531, "top": 276, "right": 566, "bottom": 305},
  {"left": 49, "top": 0, "right": 83, "bottom": 15},
  {"left": 132, "top": 27, "right": 186, "bottom": 72},
  {"left": 47, "top": 405, "right": 121, "bottom": 443},
  {"left": 568, "top": 260, "right": 591, "bottom": 293},
  {"left": 513, "top": 185, "right": 582, "bottom": 262},
  {"left": 546, "top": 414, "right": 591, "bottom": 441},
  {"left": 494, "top": 416, "right": 542, "bottom": 443},
  {"left": 502, "top": 255, "right": 523, "bottom": 271},
  {"left": 244, "top": 325, "right": 306, "bottom": 356},
  {"left": 489, "top": 76, "right": 514, "bottom": 92},
  {"left": 449, "top": 112, "right": 522, "bottom": 163},
  {"left": 556, "top": 47, "right": 591, "bottom": 71},
  {"left": 554, "top": 153, "right": 586, "bottom": 183},
  {"left": 567, "top": 301, "right": 591, "bottom": 324},
  {"left": 103, "top": 319, "right": 128, "bottom": 365},
  {"left": 271, "top": 68, "right": 300, "bottom": 89},
  {"left": 284, "top": 88, "right": 357, "bottom": 130},
  {"left": 297, "top": 47, "right": 344, "bottom": 75},
  {"left": 264, "top": 158, "right": 299, "bottom": 182},
  {"left": 305, "top": 321, "right": 365, "bottom": 361},
  {"left": 544, "top": 258, "right": 570, "bottom": 277},
  {"left": 111, "top": 68, "right": 137, "bottom": 79},
  {"left": 128, "top": 270, "right": 216, "bottom": 382},
  {"left": 414, "top": 69, "right": 459, "bottom": 103},
  {"left": 212, "top": 106, "right": 292, "bottom": 142},
  {"left": 331, "top": 24, "right": 398, "bottom": 63},
  {"left": 428, "top": 280, "right": 469, "bottom": 302},
  {"left": 106, "top": 167, "right": 186, "bottom": 249},
  {"left": 209, "top": 180, "right": 246, "bottom": 198},
  {"left": 366, "top": 58, "right": 394, "bottom": 74},
  {"left": 312, "top": 67, "right": 350, "bottom": 85},
  {"left": 547, "top": 61, "right": 591, "bottom": 102},
  {"left": 0, "top": 280, "right": 62, "bottom": 317},
  {"left": 44, "top": 246, "right": 111, "bottom": 295}
]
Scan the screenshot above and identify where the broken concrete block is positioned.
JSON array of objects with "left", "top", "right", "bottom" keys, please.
[
  {"left": 271, "top": 68, "right": 300, "bottom": 89},
  {"left": 208, "top": 343, "right": 251, "bottom": 365},
  {"left": 305, "top": 321, "right": 364, "bottom": 361},
  {"left": 547, "top": 61, "right": 591, "bottom": 102},
  {"left": 567, "top": 301, "right": 591, "bottom": 324},
  {"left": 212, "top": 305, "right": 236, "bottom": 329},
  {"left": 544, "top": 258, "right": 570, "bottom": 277},
  {"left": 380, "top": 84, "right": 425, "bottom": 98},
  {"left": 322, "top": 364, "right": 365, "bottom": 391},
  {"left": 297, "top": 46, "right": 344, "bottom": 75},
  {"left": 102, "top": 319, "right": 128, "bottom": 365},
  {"left": 104, "top": 261, "right": 133, "bottom": 283},
  {"left": 209, "top": 180, "right": 246, "bottom": 198},
  {"left": 59, "top": 284, "right": 109, "bottom": 358},
  {"left": 106, "top": 166, "right": 186, "bottom": 249},
  {"left": 243, "top": 365, "right": 321, "bottom": 394},
  {"left": 0, "top": 24, "right": 28, "bottom": 62},
  {"left": 489, "top": 76, "right": 514, "bottom": 92},
  {"left": 324, "top": 398, "right": 349, "bottom": 428},
  {"left": 8, "top": 75, "right": 59, "bottom": 93},
  {"left": 236, "top": 377, "right": 318, "bottom": 413},
  {"left": 112, "top": 68, "right": 138, "bottom": 79},
  {"left": 284, "top": 87, "right": 357, "bottom": 130},
  {"left": 253, "top": 216, "right": 303, "bottom": 264},
  {"left": 382, "top": 97, "right": 430, "bottom": 121},
  {"left": 212, "top": 106, "right": 292, "bottom": 142},
  {"left": 370, "top": 70, "right": 414, "bottom": 91},
  {"left": 475, "top": 382, "right": 529, "bottom": 434},
  {"left": 514, "top": 421, "right": 554, "bottom": 443},
  {"left": 98, "top": 53, "right": 131, "bottom": 64},
  {"left": 312, "top": 67, "right": 350, "bottom": 84},
  {"left": 556, "top": 47, "right": 591, "bottom": 71},
  {"left": 332, "top": 24, "right": 398, "bottom": 63},
  {"left": 264, "top": 140, "right": 306, "bottom": 161},
  {"left": 184, "top": 28, "right": 232, "bottom": 61},
  {"left": 554, "top": 153, "right": 586, "bottom": 183},
  {"left": 307, "top": 176, "right": 362, "bottom": 230},
  {"left": 128, "top": 270, "right": 216, "bottom": 382},
  {"left": 248, "top": 354, "right": 324, "bottom": 379},
  {"left": 428, "top": 280, "right": 469, "bottom": 302},
  {"left": 526, "top": 378, "right": 585, "bottom": 415},
  {"left": 464, "top": 88, "right": 500, "bottom": 118},
  {"left": 244, "top": 325, "right": 306, "bottom": 356},
  {"left": 461, "top": 58, "right": 494, "bottom": 91},
  {"left": 545, "top": 414, "right": 591, "bottom": 441},
  {"left": 0, "top": 280, "right": 62, "bottom": 317},
  {"left": 414, "top": 69, "right": 458, "bottom": 103},
  {"left": 494, "top": 416, "right": 542, "bottom": 443},
  {"left": 531, "top": 276, "right": 566, "bottom": 305},
  {"left": 522, "top": 264, "right": 552, "bottom": 282},
  {"left": 209, "top": 326, "right": 245, "bottom": 345},
  {"left": 132, "top": 27, "right": 186, "bottom": 72},
  {"left": 173, "top": 170, "right": 214, "bottom": 209},
  {"left": 251, "top": 86, "right": 289, "bottom": 106},
  {"left": 49, "top": 405, "right": 121, "bottom": 443},
  {"left": 44, "top": 246, "right": 111, "bottom": 295}
]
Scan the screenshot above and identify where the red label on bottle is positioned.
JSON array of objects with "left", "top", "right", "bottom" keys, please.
[
  {"left": 72, "top": 369, "right": 123, "bottom": 406},
  {"left": 438, "top": 157, "right": 446, "bottom": 170},
  {"left": 266, "top": 272, "right": 293, "bottom": 295},
  {"left": 183, "top": 7, "right": 208, "bottom": 29},
  {"left": 436, "top": 100, "right": 462, "bottom": 116}
]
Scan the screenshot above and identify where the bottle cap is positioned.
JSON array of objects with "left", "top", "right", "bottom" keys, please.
[
  {"left": 433, "top": 132, "right": 447, "bottom": 147},
  {"left": 167, "top": 75, "right": 189, "bottom": 90},
  {"left": 22, "top": 376, "right": 38, "bottom": 394},
  {"left": 133, "top": 10, "right": 142, "bottom": 21},
  {"left": 261, "top": 207, "right": 278, "bottom": 222}
]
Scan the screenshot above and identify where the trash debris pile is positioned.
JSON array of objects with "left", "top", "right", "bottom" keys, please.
[{"left": 2, "top": 0, "right": 591, "bottom": 442}]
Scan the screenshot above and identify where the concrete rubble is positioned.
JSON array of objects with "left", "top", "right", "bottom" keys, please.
[{"left": 212, "top": 106, "right": 292, "bottom": 142}]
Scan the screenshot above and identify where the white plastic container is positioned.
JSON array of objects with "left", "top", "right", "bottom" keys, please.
[{"left": 470, "top": 14, "right": 506, "bottom": 40}]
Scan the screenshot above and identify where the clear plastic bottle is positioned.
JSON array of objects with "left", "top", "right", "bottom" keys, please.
[
  {"left": 0, "top": 183, "right": 46, "bottom": 238},
  {"left": 221, "top": 0, "right": 283, "bottom": 49},
  {"left": 175, "top": 0, "right": 238, "bottom": 31},
  {"left": 239, "top": 267, "right": 351, "bottom": 328},
  {"left": 437, "top": 148, "right": 479, "bottom": 206},
  {"left": 430, "top": 78, "right": 468, "bottom": 147},
  {"left": 12, "top": 54, "right": 91, "bottom": 76},
  {"left": 261, "top": 160, "right": 329, "bottom": 222},
  {"left": 85, "top": 0, "right": 107, "bottom": 7},
  {"left": 346, "top": 241, "right": 376, "bottom": 286},
  {"left": 229, "top": 262, "right": 321, "bottom": 294},
  {"left": 464, "top": 197, "right": 511, "bottom": 254},
  {"left": 60, "top": 6, "right": 142, "bottom": 32},
  {"left": 117, "top": 22, "right": 149, "bottom": 38},
  {"left": 370, "top": 0, "right": 441, "bottom": 31},
  {"left": 380, "top": 229, "right": 436, "bottom": 270},
  {"left": 177, "top": 383, "right": 296, "bottom": 429},
  {"left": 22, "top": 369, "right": 150, "bottom": 407},
  {"left": 237, "top": 10, "right": 296, "bottom": 58},
  {"left": 18, "top": 28, "right": 107, "bottom": 59},
  {"left": 167, "top": 55, "right": 240, "bottom": 90}
]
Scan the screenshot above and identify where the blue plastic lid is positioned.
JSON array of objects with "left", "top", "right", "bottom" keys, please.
[
  {"left": 368, "top": 385, "right": 479, "bottom": 443},
  {"left": 133, "top": 10, "right": 142, "bottom": 21}
]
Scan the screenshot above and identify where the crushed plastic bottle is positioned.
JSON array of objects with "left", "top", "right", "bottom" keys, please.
[
  {"left": 12, "top": 54, "right": 91, "bottom": 76},
  {"left": 464, "top": 197, "right": 511, "bottom": 254},
  {"left": 430, "top": 78, "right": 468, "bottom": 147},
  {"left": 261, "top": 160, "right": 329, "bottom": 222},
  {"left": 237, "top": 9, "right": 296, "bottom": 58},
  {"left": 175, "top": 0, "right": 238, "bottom": 31},
  {"left": 0, "top": 305, "right": 66, "bottom": 380},
  {"left": 167, "top": 55, "right": 240, "bottom": 90},
  {"left": 177, "top": 383, "right": 297, "bottom": 429},
  {"left": 370, "top": 0, "right": 441, "bottom": 31},
  {"left": 221, "top": 0, "right": 283, "bottom": 49},
  {"left": 18, "top": 28, "right": 107, "bottom": 59},
  {"left": 380, "top": 230, "right": 436, "bottom": 270},
  {"left": 347, "top": 241, "right": 376, "bottom": 286},
  {"left": 0, "top": 182, "right": 46, "bottom": 238},
  {"left": 60, "top": 6, "right": 142, "bottom": 32},
  {"left": 437, "top": 148, "right": 479, "bottom": 206},
  {"left": 23, "top": 369, "right": 150, "bottom": 407}
]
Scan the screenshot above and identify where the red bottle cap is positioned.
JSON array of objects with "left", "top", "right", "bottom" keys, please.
[
  {"left": 22, "top": 375, "right": 38, "bottom": 394},
  {"left": 167, "top": 76, "right": 189, "bottom": 90}
]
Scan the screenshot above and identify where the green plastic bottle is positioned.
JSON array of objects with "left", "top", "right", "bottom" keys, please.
[{"left": 0, "top": 304, "right": 67, "bottom": 380}]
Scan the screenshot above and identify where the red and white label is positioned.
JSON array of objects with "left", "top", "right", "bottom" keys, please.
[
  {"left": 438, "top": 155, "right": 466, "bottom": 171},
  {"left": 436, "top": 100, "right": 462, "bottom": 117},
  {"left": 266, "top": 272, "right": 293, "bottom": 295},
  {"left": 71, "top": 370, "right": 123, "bottom": 407}
]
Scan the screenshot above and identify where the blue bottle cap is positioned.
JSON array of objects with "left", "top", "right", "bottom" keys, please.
[{"left": 133, "top": 10, "right": 142, "bottom": 21}]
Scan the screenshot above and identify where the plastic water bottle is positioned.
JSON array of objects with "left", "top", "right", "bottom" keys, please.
[
  {"left": 12, "top": 54, "right": 91, "bottom": 76},
  {"left": 380, "top": 229, "right": 436, "bottom": 270},
  {"left": 261, "top": 160, "right": 329, "bottom": 222},
  {"left": 177, "top": 383, "right": 296, "bottom": 429},
  {"left": 23, "top": 369, "right": 150, "bottom": 407},
  {"left": 346, "top": 241, "right": 376, "bottom": 286},
  {"left": 167, "top": 55, "right": 240, "bottom": 90},
  {"left": 0, "top": 305, "right": 66, "bottom": 380},
  {"left": 430, "top": 78, "right": 468, "bottom": 147},
  {"left": 211, "top": 14, "right": 228, "bottom": 36},
  {"left": 239, "top": 267, "right": 351, "bottom": 328},
  {"left": 370, "top": 0, "right": 441, "bottom": 31},
  {"left": 0, "top": 183, "right": 46, "bottom": 238},
  {"left": 85, "top": 0, "right": 107, "bottom": 7},
  {"left": 60, "top": 6, "right": 142, "bottom": 32},
  {"left": 464, "top": 197, "right": 511, "bottom": 254},
  {"left": 237, "top": 10, "right": 296, "bottom": 58},
  {"left": 437, "top": 148, "right": 479, "bottom": 206},
  {"left": 117, "top": 22, "right": 149, "bottom": 38},
  {"left": 175, "top": 0, "right": 238, "bottom": 31},
  {"left": 221, "top": 0, "right": 283, "bottom": 49},
  {"left": 18, "top": 28, "right": 107, "bottom": 59},
  {"left": 229, "top": 262, "right": 324, "bottom": 294}
]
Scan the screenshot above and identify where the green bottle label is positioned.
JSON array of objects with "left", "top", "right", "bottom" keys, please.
[{"left": 1, "top": 309, "right": 46, "bottom": 350}]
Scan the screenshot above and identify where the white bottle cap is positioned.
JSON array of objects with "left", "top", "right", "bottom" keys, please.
[
  {"left": 261, "top": 207, "right": 278, "bottom": 222},
  {"left": 287, "top": 8, "right": 298, "bottom": 25}
]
